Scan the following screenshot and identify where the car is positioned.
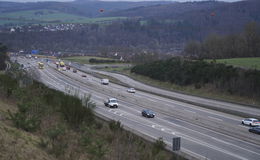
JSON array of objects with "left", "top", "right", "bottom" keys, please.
[
  {"left": 104, "top": 98, "right": 118, "bottom": 108},
  {"left": 73, "top": 69, "right": 77, "bottom": 73},
  {"left": 127, "top": 88, "right": 136, "bottom": 93},
  {"left": 82, "top": 74, "right": 87, "bottom": 78},
  {"left": 142, "top": 109, "right": 155, "bottom": 118},
  {"left": 101, "top": 79, "right": 109, "bottom": 85},
  {"left": 249, "top": 126, "right": 260, "bottom": 134},
  {"left": 241, "top": 118, "right": 260, "bottom": 126}
]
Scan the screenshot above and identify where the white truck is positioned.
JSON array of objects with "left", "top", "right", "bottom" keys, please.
[
  {"left": 104, "top": 98, "right": 118, "bottom": 108},
  {"left": 101, "top": 79, "right": 109, "bottom": 85}
]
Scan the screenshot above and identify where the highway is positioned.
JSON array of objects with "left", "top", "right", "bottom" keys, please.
[
  {"left": 16, "top": 57, "right": 260, "bottom": 160},
  {"left": 80, "top": 64, "right": 260, "bottom": 119}
]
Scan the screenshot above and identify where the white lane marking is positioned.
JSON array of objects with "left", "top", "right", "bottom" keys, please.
[
  {"left": 107, "top": 109, "right": 249, "bottom": 160},
  {"left": 181, "top": 134, "right": 249, "bottom": 160},
  {"left": 181, "top": 148, "right": 211, "bottom": 160},
  {"left": 94, "top": 95, "right": 104, "bottom": 99},
  {"left": 161, "top": 128, "right": 165, "bottom": 131},
  {"left": 149, "top": 99, "right": 157, "bottom": 102},
  {"left": 97, "top": 107, "right": 209, "bottom": 160},
  {"left": 41, "top": 62, "right": 260, "bottom": 158},
  {"left": 184, "top": 109, "right": 196, "bottom": 114},
  {"left": 208, "top": 116, "right": 223, "bottom": 122},
  {"left": 157, "top": 117, "right": 260, "bottom": 156},
  {"left": 137, "top": 88, "right": 240, "bottom": 122},
  {"left": 164, "top": 104, "right": 175, "bottom": 107}
]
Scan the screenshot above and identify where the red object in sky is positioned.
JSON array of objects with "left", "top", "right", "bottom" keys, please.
[
  {"left": 211, "top": 12, "right": 216, "bottom": 16},
  {"left": 99, "top": 9, "right": 104, "bottom": 13}
]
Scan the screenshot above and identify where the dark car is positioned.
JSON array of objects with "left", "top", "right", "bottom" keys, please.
[
  {"left": 142, "top": 109, "right": 155, "bottom": 118},
  {"left": 249, "top": 126, "right": 260, "bottom": 134}
]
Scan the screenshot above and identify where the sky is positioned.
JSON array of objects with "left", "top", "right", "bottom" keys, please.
[{"left": 0, "top": 0, "right": 243, "bottom": 3}]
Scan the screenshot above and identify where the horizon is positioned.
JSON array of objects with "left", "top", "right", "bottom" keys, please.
[{"left": 0, "top": 0, "right": 243, "bottom": 3}]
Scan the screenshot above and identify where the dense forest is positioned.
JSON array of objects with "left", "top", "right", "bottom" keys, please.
[
  {"left": 131, "top": 57, "right": 260, "bottom": 99},
  {"left": 0, "top": 20, "right": 189, "bottom": 55},
  {"left": 184, "top": 22, "right": 260, "bottom": 59}
]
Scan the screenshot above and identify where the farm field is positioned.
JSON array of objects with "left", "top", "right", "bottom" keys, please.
[
  {"left": 208, "top": 57, "right": 260, "bottom": 70},
  {"left": 0, "top": 9, "right": 126, "bottom": 26},
  {"left": 63, "top": 56, "right": 121, "bottom": 64}
]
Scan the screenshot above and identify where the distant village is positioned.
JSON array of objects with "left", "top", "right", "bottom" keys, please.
[{"left": 0, "top": 23, "right": 86, "bottom": 33}]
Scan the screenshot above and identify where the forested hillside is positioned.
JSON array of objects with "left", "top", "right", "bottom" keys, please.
[
  {"left": 107, "top": 0, "right": 260, "bottom": 38},
  {"left": 0, "top": 0, "right": 260, "bottom": 56},
  {"left": 184, "top": 22, "right": 260, "bottom": 59},
  {"left": 0, "top": 1, "right": 172, "bottom": 18}
]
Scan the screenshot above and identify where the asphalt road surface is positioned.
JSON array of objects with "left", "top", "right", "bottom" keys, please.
[{"left": 15, "top": 57, "right": 260, "bottom": 160}]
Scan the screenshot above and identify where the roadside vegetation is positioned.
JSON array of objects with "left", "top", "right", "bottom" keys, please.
[
  {"left": 96, "top": 60, "right": 260, "bottom": 106},
  {"left": 207, "top": 57, "right": 260, "bottom": 70},
  {"left": 63, "top": 56, "right": 124, "bottom": 64},
  {"left": 131, "top": 58, "right": 260, "bottom": 106},
  {"left": 0, "top": 49, "right": 178, "bottom": 160}
]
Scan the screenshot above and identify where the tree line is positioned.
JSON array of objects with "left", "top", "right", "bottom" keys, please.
[
  {"left": 0, "top": 19, "right": 202, "bottom": 56},
  {"left": 184, "top": 22, "right": 260, "bottom": 59},
  {"left": 131, "top": 57, "right": 260, "bottom": 98},
  {"left": 0, "top": 43, "right": 7, "bottom": 70}
]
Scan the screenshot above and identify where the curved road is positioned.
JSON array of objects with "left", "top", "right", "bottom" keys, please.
[{"left": 16, "top": 57, "right": 260, "bottom": 160}]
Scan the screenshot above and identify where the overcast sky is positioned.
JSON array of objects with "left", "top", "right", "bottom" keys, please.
[{"left": 0, "top": 0, "right": 244, "bottom": 3}]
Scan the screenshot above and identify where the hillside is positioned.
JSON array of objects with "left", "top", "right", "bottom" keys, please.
[
  {"left": 106, "top": 0, "right": 260, "bottom": 35},
  {"left": 1, "top": 0, "right": 260, "bottom": 56},
  {"left": 0, "top": 1, "right": 173, "bottom": 18}
]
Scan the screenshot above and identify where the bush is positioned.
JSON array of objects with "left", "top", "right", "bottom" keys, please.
[
  {"left": 60, "top": 94, "right": 94, "bottom": 127},
  {"left": 109, "top": 120, "right": 122, "bottom": 132},
  {"left": 0, "top": 74, "right": 18, "bottom": 97},
  {"left": 89, "top": 58, "right": 116, "bottom": 64},
  {"left": 8, "top": 110, "right": 41, "bottom": 132},
  {"left": 152, "top": 137, "right": 166, "bottom": 156}
]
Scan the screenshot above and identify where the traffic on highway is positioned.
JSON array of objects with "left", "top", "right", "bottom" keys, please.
[{"left": 14, "top": 56, "right": 260, "bottom": 160}]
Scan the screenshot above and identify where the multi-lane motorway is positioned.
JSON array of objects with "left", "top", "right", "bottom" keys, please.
[{"left": 16, "top": 57, "right": 260, "bottom": 160}]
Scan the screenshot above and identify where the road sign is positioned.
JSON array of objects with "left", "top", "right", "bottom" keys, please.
[{"left": 172, "top": 137, "right": 181, "bottom": 151}]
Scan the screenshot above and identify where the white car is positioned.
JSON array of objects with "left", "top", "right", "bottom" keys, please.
[
  {"left": 241, "top": 118, "right": 260, "bottom": 126},
  {"left": 104, "top": 98, "right": 118, "bottom": 108},
  {"left": 127, "top": 88, "right": 136, "bottom": 93},
  {"left": 101, "top": 79, "right": 109, "bottom": 85}
]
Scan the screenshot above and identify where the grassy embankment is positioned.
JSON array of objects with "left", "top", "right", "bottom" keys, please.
[
  {"left": 0, "top": 64, "right": 179, "bottom": 160},
  {"left": 0, "top": 9, "right": 126, "bottom": 26},
  {"left": 93, "top": 57, "right": 260, "bottom": 106},
  {"left": 207, "top": 57, "right": 260, "bottom": 70},
  {"left": 63, "top": 56, "right": 126, "bottom": 65}
]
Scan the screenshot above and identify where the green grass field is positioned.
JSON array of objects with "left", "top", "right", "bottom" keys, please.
[
  {"left": 0, "top": 9, "right": 126, "bottom": 26},
  {"left": 208, "top": 57, "right": 260, "bottom": 70},
  {"left": 63, "top": 56, "right": 120, "bottom": 64}
]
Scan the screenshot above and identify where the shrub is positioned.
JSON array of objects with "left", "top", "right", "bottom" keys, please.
[
  {"left": 109, "top": 120, "right": 122, "bottom": 132},
  {"left": 60, "top": 94, "right": 94, "bottom": 128},
  {"left": 152, "top": 137, "right": 166, "bottom": 156}
]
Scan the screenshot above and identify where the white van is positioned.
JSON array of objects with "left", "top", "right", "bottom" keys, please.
[{"left": 101, "top": 79, "right": 109, "bottom": 85}]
